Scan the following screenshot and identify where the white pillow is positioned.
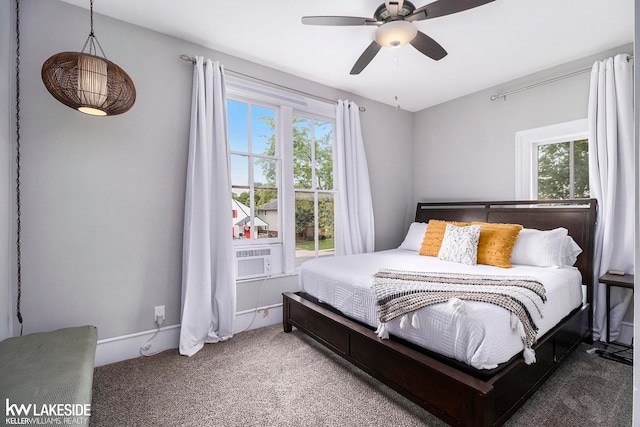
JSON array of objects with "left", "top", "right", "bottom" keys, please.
[
  {"left": 438, "top": 224, "right": 481, "bottom": 265},
  {"left": 398, "top": 222, "right": 428, "bottom": 251},
  {"left": 510, "top": 227, "right": 568, "bottom": 267},
  {"left": 561, "top": 236, "right": 583, "bottom": 266}
]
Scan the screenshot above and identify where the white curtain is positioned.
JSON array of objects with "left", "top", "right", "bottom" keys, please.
[
  {"left": 335, "top": 100, "right": 375, "bottom": 256},
  {"left": 180, "top": 57, "right": 236, "bottom": 356},
  {"left": 588, "top": 54, "right": 634, "bottom": 342}
]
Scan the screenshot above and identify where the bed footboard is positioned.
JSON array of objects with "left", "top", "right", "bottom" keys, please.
[{"left": 283, "top": 291, "right": 590, "bottom": 427}]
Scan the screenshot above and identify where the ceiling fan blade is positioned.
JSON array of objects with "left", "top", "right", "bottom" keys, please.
[
  {"left": 301, "top": 16, "right": 379, "bottom": 26},
  {"left": 406, "top": 0, "right": 495, "bottom": 22},
  {"left": 410, "top": 31, "right": 447, "bottom": 60},
  {"left": 350, "top": 41, "right": 382, "bottom": 75}
]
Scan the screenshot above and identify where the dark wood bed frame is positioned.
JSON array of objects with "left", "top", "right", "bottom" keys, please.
[{"left": 283, "top": 199, "right": 597, "bottom": 426}]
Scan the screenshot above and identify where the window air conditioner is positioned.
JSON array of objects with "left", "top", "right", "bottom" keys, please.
[{"left": 234, "top": 244, "right": 283, "bottom": 280}]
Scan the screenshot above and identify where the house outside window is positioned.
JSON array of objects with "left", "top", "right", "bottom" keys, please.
[
  {"left": 515, "top": 119, "right": 589, "bottom": 200},
  {"left": 226, "top": 76, "right": 336, "bottom": 276}
]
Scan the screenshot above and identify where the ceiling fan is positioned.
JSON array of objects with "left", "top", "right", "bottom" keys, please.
[{"left": 302, "top": 0, "right": 495, "bottom": 75}]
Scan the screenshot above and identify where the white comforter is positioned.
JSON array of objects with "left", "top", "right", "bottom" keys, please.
[{"left": 298, "top": 249, "right": 583, "bottom": 370}]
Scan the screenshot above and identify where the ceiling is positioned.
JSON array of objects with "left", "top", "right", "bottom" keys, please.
[{"left": 59, "top": 0, "right": 633, "bottom": 112}]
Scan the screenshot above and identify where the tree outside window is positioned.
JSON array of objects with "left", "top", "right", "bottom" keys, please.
[
  {"left": 293, "top": 116, "right": 334, "bottom": 265},
  {"left": 515, "top": 119, "right": 589, "bottom": 201},
  {"left": 536, "top": 139, "right": 589, "bottom": 200}
]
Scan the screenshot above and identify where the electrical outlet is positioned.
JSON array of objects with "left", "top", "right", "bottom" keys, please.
[{"left": 154, "top": 305, "right": 165, "bottom": 323}]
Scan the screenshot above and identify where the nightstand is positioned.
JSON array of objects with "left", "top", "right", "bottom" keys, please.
[{"left": 599, "top": 273, "right": 634, "bottom": 343}]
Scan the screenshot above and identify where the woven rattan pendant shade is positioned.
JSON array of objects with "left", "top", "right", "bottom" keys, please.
[
  {"left": 42, "top": 52, "right": 135, "bottom": 116},
  {"left": 41, "top": 0, "right": 135, "bottom": 116}
]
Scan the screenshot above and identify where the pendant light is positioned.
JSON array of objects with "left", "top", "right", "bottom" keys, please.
[{"left": 41, "top": 0, "right": 135, "bottom": 116}]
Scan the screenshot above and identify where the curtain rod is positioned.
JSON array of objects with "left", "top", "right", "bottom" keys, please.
[
  {"left": 490, "top": 55, "right": 634, "bottom": 101},
  {"left": 180, "top": 54, "right": 366, "bottom": 112}
]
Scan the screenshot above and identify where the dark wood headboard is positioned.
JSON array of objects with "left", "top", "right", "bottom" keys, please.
[{"left": 414, "top": 199, "right": 597, "bottom": 303}]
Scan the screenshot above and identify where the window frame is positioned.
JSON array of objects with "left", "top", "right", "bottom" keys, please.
[{"left": 515, "top": 119, "right": 588, "bottom": 200}]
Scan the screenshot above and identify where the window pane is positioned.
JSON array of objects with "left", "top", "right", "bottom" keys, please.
[
  {"left": 537, "top": 142, "right": 570, "bottom": 199},
  {"left": 295, "top": 192, "right": 315, "bottom": 265},
  {"left": 294, "top": 192, "right": 335, "bottom": 266},
  {"left": 230, "top": 154, "right": 249, "bottom": 188},
  {"left": 314, "top": 121, "right": 334, "bottom": 190},
  {"left": 573, "top": 139, "right": 590, "bottom": 198},
  {"left": 227, "top": 100, "right": 248, "bottom": 153},
  {"left": 254, "top": 157, "right": 277, "bottom": 189},
  {"left": 255, "top": 189, "right": 278, "bottom": 239},
  {"left": 293, "top": 117, "right": 312, "bottom": 189},
  {"left": 232, "top": 196, "right": 251, "bottom": 240},
  {"left": 252, "top": 106, "right": 275, "bottom": 155},
  {"left": 317, "top": 193, "right": 335, "bottom": 258}
]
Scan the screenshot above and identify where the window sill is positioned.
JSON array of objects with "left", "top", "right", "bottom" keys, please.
[{"left": 235, "top": 271, "right": 298, "bottom": 283}]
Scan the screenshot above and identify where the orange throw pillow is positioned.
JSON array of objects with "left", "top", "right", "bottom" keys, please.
[
  {"left": 471, "top": 222, "right": 523, "bottom": 268},
  {"left": 419, "top": 219, "right": 470, "bottom": 256}
]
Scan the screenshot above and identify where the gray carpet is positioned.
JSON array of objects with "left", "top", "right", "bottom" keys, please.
[{"left": 91, "top": 325, "right": 632, "bottom": 426}]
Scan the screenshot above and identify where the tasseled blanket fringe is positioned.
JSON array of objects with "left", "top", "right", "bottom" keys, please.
[
  {"left": 379, "top": 312, "right": 423, "bottom": 338},
  {"left": 372, "top": 269, "right": 544, "bottom": 366},
  {"left": 375, "top": 322, "right": 389, "bottom": 339}
]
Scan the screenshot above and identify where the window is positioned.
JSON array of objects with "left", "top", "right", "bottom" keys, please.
[
  {"left": 515, "top": 119, "right": 589, "bottom": 200},
  {"left": 293, "top": 116, "right": 335, "bottom": 266},
  {"left": 536, "top": 139, "right": 589, "bottom": 199},
  {"left": 226, "top": 77, "right": 336, "bottom": 275},
  {"left": 229, "top": 99, "right": 279, "bottom": 242}
]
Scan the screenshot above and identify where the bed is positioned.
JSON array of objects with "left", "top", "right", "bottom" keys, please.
[{"left": 283, "top": 199, "right": 596, "bottom": 427}]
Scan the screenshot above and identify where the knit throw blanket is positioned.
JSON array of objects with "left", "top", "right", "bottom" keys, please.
[{"left": 371, "top": 269, "right": 547, "bottom": 364}]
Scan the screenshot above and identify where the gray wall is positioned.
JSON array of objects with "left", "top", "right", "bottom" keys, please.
[
  {"left": 413, "top": 44, "right": 633, "bottom": 202},
  {"left": 13, "top": 1, "right": 414, "bottom": 339},
  {"left": 412, "top": 44, "right": 634, "bottom": 325}
]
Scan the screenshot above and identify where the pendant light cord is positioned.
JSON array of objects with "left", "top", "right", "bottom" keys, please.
[
  {"left": 15, "top": 0, "right": 23, "bottom": 335},
  {"left": 80, "top": 0, "right": 107, "bottom": 59}
]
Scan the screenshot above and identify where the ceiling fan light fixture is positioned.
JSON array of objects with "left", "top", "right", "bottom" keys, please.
[{"left": 375, "top": 21, "right": 417, "bottom": 48}]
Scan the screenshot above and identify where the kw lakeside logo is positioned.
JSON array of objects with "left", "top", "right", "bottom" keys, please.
[{"left": 5, "top": 399, "right": 90, "bottom": 425}]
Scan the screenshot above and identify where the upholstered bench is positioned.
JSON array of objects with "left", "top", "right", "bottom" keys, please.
[{"left": 0, "top": 325, "right": 98, "bottom": 424}]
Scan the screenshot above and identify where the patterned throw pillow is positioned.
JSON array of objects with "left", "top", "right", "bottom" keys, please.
[
  {"left": 419, "top": 219, "right": 470, "bottom": 256},
  {"left": 438, "top": 224, "right": 482, "bottom": 265}
]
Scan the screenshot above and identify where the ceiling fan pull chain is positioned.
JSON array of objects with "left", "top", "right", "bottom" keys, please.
[{"left": 394, "top": 53, "right": 401, "bottom": 110}]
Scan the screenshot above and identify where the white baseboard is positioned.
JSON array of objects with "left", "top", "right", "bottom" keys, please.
[
  {"left": 95, "top": 304, "right": 283, "bottom": 367},
  {"left": 95, "top": 324, "right": 181, "bottom": 366},
  {"left": 233, "top": 304, "right": 282, "bottom": 334}
]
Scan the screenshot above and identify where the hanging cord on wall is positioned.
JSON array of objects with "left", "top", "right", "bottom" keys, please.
[
  {"left": 140, "top": 313, "right": 164, "bottom": 357},
  {"left": 238, "top": 274, "right": 270, "bottom": 334},
  {"left": 15, "top": 0, "right": 23, "bottom": 336}
]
